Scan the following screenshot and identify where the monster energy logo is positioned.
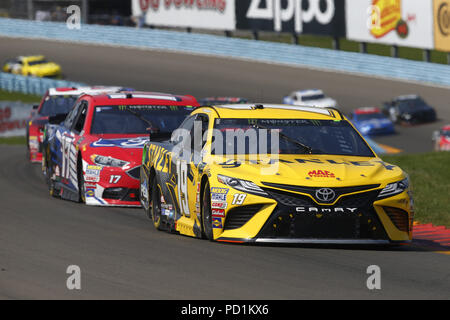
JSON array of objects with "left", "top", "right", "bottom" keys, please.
[{"left": 118, "top": 105, "right": 126, "bottom": 111}]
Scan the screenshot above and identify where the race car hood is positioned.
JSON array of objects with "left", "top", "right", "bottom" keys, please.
[{"left": 211, "top": 154, "right": 404, "bottom": 187}]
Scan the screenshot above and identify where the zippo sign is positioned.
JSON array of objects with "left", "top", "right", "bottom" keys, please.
[
  {"left": 132, "top": 0, "right": 236, "bottom": 30},
  {"left": 235, "top": 0, "right": 346, "bottom": 36},
  {"left": 346, "top": 0, "right": 434, "bottom": 49}
]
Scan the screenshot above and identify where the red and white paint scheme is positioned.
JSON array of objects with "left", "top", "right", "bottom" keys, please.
[
  {"left": 433, "top": 125, "right": 450, "bottom": 152},
  {"left": 27, "top": 86, "right": 126, "bottom": 163},
  {"left": 42, "top": 91, "right": 199, "bottom": 207}
]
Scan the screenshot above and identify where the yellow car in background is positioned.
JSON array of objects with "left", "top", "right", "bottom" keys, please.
[{"left": 2, "top": 55, "right": 62, "bottom": 78}]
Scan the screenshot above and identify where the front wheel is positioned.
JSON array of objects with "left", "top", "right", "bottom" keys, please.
[
  {"left": 78, "top": 161, "right": 86, "bottom": 203},
  {"left": 202, "top": 181, "right": 214, "bottom": 241},
  {"left": 150, "top": 178, "right": 163, "bottom": 230}
]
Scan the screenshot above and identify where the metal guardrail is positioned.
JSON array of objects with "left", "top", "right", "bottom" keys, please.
[
  {"left": 0, "top": 72, "right": 85, "bottom": 95},
  {"left": 0, "top": 18, "right": 450, "bottom": 87}
]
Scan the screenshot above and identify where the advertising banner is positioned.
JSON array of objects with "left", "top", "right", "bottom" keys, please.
[
  {"left": 235, "top": 0, "right": 346, "bottom": 36},
  {"left": 434, "top": 0, "right": 450, "bottom": 52},
  {"left": 131, "top": 0, "right": 235, "bottom": 30},
  {"left": 346, "top": 0, "right": 434, "bottom": 49},
  {"left": 0, "top": 101, "right": 32, "bottom": 137}
]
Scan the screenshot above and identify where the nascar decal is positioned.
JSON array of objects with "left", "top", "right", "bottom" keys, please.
[
  {"left": 212, "top": 217, "right": 223, "bottom": 229},
  {"left": 91, "top": 137, "right": 148, "bottom": 149},
  {"left": 211, "top": 201, "right": 227, "bottom": 209},
  {"left": 86, "top": 188, "right": 96, "bottom": 198},
  {"left": 211, "top": 208, "right": 226, "bottom": 218},
  {"left": 85, "top": 165, "right": 102, "bottom": 183},
  {"left": 211, "top": 187, "right": 229, "bottom": 201}
]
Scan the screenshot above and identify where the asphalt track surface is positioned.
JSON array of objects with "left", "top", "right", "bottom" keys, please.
[{"left": 0, "top": 37, "right": 450, "bottom": 299}]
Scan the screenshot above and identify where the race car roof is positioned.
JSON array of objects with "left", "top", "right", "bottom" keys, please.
[
  {"left": 196, "top": 104, "right": 342, "bottom": 120},
  {"left": 354, "top": 107, "right": 381, "bottom": 114},
  {"left": 18, "top": 55, "right": 45, "bottom": 62},
  {"left": 48, "top": 86, "right": 124, "bottom": 97},
  {"left": 293, "top": 89, "right": 324, "bottom": 96},
  {"left": 395, "top": 94, "right": 420, "bottom": 101},
  {"left": 84, "top": 91, "right": 199, "bottom": 106}
]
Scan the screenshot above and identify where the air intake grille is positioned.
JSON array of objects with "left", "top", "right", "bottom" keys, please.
[
  {"left": 383, "top": 206, "right": 409, "bottom": 232},
  {"left": 224, "top": 205, "right": 263, "bottom": 230},
  {"left": 265, "top": 189, "right": 313, "bottom": 207},
  {"left": 127, "top": 166, "right": 141, "bottom": 180}
]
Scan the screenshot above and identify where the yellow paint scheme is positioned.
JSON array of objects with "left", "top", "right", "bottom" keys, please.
[
  {"left": 142, "top": 105, "right": 414, "bottom": 243},
  {"left": 2, "top": 55, "right": 62, "bottom": 78}
]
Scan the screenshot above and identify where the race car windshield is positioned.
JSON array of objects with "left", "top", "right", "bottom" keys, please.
[
  {"left": 91, "top": 105, "right": 194, "bottom": 135},
  {"left": 213, "top": 118, "right": 374, "bottom": 157},
  {"left": 302, "top": 94, "right": 325, "bottom": 101},
  {"left": 398, "top": 98, "right": 427, "bottom": 111},
  {"left": 27, "top": 59, "right": 48, "bottom": 66},
  {"left": 39, "top": 96, "right": 78, "bottom": 117}
]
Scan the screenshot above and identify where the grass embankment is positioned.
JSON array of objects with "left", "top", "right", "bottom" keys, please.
[
  {"left": 382, "top": 152, "right": 450, "bottom": 228},
  {"left": 0, "top": 89, "right": 40, "bottom": 145},
  {"left": 235, "top": 32, "right": 449, "bottom": 64}
]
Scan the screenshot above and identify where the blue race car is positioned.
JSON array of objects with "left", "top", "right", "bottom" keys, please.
[{"left": 350, "top": 107, "right": 395, "bottom": 136}]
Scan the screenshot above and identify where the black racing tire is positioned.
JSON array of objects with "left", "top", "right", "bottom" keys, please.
[
  {"left": 150, "top": 178, "right": 163, "bottom": 231},
  {"left": 45, "top": 151, "right": 58, "bottom": 198},
  {"left": 78, "top": 160, "right": 86, "bottom": 203},
  {"left": 202, "top": 181, "right": 214, "bottom": 241}
]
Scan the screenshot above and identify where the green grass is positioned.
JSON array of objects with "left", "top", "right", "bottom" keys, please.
[
  {"left": 235, "top": 32, "right": 450, "bottom": 65},
  {"left": 0, "top": 136, "right": 26, "bottom": 145},
  {"left": 0, "top": 89, "right": 41, "bottom": 104},
  {"left": 382, "top": 152, "right": 450, "bottom": 228}
]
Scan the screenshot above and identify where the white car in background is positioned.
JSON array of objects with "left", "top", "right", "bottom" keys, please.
[{"left": 283, "top": 89, "right": 338, "bottom": 109}]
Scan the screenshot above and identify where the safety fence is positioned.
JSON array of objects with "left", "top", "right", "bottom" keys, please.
[
  {"left": 0, "top": 100, "right": 32, "bottom": 137},
  {"left": 1, "top": 18, "right": 450, "bottom": 87},
  {"left": 0, "top": 72, "right": 85, "bottom": 95}
]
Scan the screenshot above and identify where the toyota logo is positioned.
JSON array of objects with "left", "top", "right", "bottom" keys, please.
[{"left": 315, "top": 188, "right": 336, "bottom": 202}]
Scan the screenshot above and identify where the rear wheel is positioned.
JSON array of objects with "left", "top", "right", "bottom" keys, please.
[
  {"left": 202, "top": 181, "right": 214, "bottom": 241},
  {"left": 44, "top": 151, "right": 58, "bottom": 197},
  {"left": 150, "top": 178, "right": 163, "bottom": 230}
]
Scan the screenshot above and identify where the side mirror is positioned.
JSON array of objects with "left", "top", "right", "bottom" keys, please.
[
  {"left": 32, "top": 105, "right": 39, "bottom": 110},
  {"left": 48, "top": 113, "right": 68, "bottom": 125}
]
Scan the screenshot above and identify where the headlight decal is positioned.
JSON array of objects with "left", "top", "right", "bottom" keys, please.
[
  {"left": 217, "top": 174, "right": 268, "bottom": 196},
  {"left": 91, "top": 154, "right": 129, "bottom": 168},
  {"left": 377, "top": 178, "right": 409, "bottom": 199}
]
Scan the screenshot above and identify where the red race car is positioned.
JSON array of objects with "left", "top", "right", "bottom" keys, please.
[
  {"left": 42, "top": 91, "right": 199, "bottom": 207},
  {"left": 27, "top": 86, "right": 127, "bottom": 163},
  {"left": 432, "top": 125, "right": 450, "bottom": 151}
]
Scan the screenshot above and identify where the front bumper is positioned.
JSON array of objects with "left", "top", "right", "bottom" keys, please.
[
  {"left": 83, "top": 164, "right": 141, "bottom": 207},
  {"left": 215, "top": 187, "right": 413, "bottom": 244}
]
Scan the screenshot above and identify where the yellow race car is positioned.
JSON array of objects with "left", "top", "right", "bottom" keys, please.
[
  {"left": 2, "top": 55, "right": 62, "bottom": 78},
  {"left": 140, "top": 104, "right": 414, "bottom": 245}
]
